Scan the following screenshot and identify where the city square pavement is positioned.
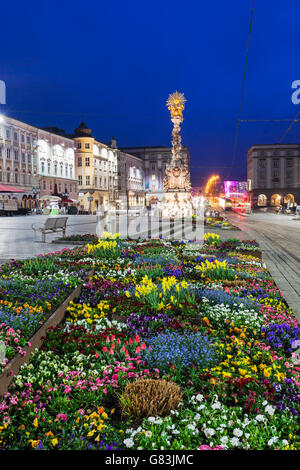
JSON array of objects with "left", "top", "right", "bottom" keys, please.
[{"left": 0, "top": 214, "right": 98, "bottom": 261}]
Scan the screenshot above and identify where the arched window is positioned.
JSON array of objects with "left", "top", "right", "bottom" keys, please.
[
  {"left": 284, "top": 194, "right": 295, "bottom": 204},
  {"left": 257, "top": 194, "right": 267, "bottom": 206},
  {"left": 271, "top": 194, "right": 281, "bottom": 206}
]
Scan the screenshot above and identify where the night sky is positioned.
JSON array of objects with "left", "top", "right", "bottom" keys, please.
[{"left": 1, "top": 0, "right": 300, "bottom": 186}]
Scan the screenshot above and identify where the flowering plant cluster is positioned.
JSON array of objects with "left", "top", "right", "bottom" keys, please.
[{"left": 0, "top": 233, "right": 299, "bottom": 450}]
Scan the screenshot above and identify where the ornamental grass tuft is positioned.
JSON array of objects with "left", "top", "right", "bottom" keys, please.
[{"left": 119, "top": 378, "right": 182, "bottom": 418}]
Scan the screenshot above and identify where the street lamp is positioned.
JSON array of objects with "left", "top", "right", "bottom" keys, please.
[
  {"left": 32, "top": 186, "right": 41, "bottom": 211},
  {"left": 87, "top": 196, "right": 94, "bottom": 214}
]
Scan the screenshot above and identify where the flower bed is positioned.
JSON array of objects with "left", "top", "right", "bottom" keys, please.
[
  {"left": 205, "top": 217, "right": 240, "bottom": 230},
  {"left": 0, "top": 234, "right": 299, "bottom": 450}
]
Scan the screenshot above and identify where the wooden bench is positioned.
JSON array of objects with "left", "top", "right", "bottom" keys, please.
[{"left": 32, "top": 217, "right": 68, "bottom": 242}]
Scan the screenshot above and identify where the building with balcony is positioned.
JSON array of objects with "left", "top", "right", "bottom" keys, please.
[
  {"left": 247, "top": 144, "right": 300, "bottom": 207},
  {"left": 73, "top": 122, "right": 118, "bottom": 213}
]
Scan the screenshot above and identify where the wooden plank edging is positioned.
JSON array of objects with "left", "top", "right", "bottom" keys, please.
[{"left": 0, "top": 285, "right": 82, "bottom": 396}]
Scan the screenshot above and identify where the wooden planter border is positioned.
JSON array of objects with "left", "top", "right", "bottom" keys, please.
[{"left": 0, "top": 269, "right": 94, "bottom": 396}]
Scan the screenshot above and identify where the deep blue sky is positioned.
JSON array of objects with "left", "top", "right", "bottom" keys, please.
[{"left": 1, "top": 0, "right": 300, "bottom": 186}]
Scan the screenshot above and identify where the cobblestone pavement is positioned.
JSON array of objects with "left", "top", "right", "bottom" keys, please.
[{"left": 220, "top": 211, "right": 300, "bottom": 322}]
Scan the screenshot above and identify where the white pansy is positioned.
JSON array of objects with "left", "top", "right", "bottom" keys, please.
[
  {"left": 204, "top": 428, "right": 215, "bottom": 438},
  {"left": 124, "top": 438, "right": 134, "bottom": 448}
]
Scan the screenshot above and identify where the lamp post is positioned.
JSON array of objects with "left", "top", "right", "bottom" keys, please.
[
  {"left": 32, "top": 186, "right": 40, "bottom": 212},
  {"left": 87, "top": 196, "right": 94, "bottom": 215}
]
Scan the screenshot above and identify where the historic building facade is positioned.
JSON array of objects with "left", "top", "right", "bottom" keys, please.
[
  {"left": 117, "top": 150, "right": 145, "bottom": 209},
  {"left": 37, "top": 128, "right": 77, "bottom": 201},
  {"left": 73, "top": 122, "right": 118, "bottom": 213},
  {"left": 0, "top": 116, "right": 78, "bottom": 208},
  {"left": 120, "top": 145, "right": 190, "bottom": 205},
  {"left": 0, "top": 116, "right": 38, "bottom": 208},
  {"left": 247, "top": 144, "right": 300, "bottom": 207}
]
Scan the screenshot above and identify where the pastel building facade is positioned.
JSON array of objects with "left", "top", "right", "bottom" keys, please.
[{"left": 73, "top": 122, "right": 118, "bottom": 213}]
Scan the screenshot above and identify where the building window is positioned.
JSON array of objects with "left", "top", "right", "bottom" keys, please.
[
  {"left": 22, "top": 153, "right": 26, "bottom": 163},
  {"left": 15, "top": 172, "right": 18, "bottom": 183},
  {"left": 58, "top": 183, "right": 62, "bottom": 192},
  {"left": 50, "top": 181, "right": 53, "bottom": 191},
  {"left": 94, "top": 176, "right": 97, "bottom": 186},
  {"left": 41, "top": 161, "right": 45, "bottom": 173},
  {"left": 259, "top": 159, "right": 265, "bottom": 168},
  {"left": 65, "top": 164, "right": 68, "bottom": 177},
  {"left": 27, "top": 136, "right": 30, "bottom": 144},
  {"left": 78, "top": 156, "right": 82, "bottom": 166},
  {"left": 85, "top": 157, "right": 90, "bottom": 166},
  {"left": 14, "top": 150, "right": 19, "bottom": 161},
  {"left": 48, "top": 162, "right": 51, "bottom": 174},
  {"left": 86, "top": 176, "right": 90, "bottom": 185},
  {"left": 21, "top": 135, "right": 25, "bottom": 143},
  {"left": 77, "top": 142, "right": 82, "bottom": 149},
  {"left": 43, "top": 180, "right": 46, "bottom": 190},
  {"left": 273, "top": 159, "right": 279, "bottom": 168},
  {"left": 6, "top": 129, "right": 10, "bottom": 140},
  {"left": 70, "top": 167, "right": 73, "bottom": 178},
  {"left": 6, "top": 148, "right": 11, "bottom": 159},
  {"left": 78, "top": 175, "right": 82, "bottom": 185},
  {"left": 54, "top": 163, "right": 57, "bottom": 175},
  {"left": 85, "top": 143, "right": 90, "bottom": 149},
  {"left": 28, "top": 154, "right": 31, "bottom": 164},
  {"left": 14, "top": 132, "right": 18, "bottom": 141},
  {"left": 70, "top": 184, "right": 72, "bottom": 193}
]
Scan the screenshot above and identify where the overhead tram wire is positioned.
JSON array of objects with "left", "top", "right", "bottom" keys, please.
[
  {"left": 227, "top": 0, "right": 255, "bottom": 180},
  {"left": 278, "top": 109, "right": 300, "bottom": 143}
]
